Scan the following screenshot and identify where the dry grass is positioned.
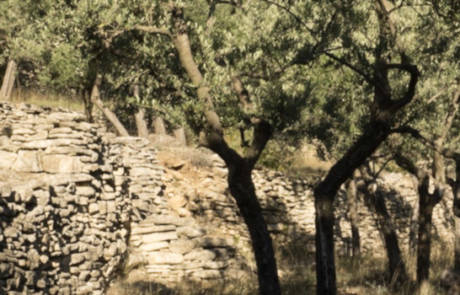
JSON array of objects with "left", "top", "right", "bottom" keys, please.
[
  {"left": 108, "top": 240, "right": 454, "bottom": 295},
  {"left": 7, "top": 89, "right": 84, "bottom": 112}
]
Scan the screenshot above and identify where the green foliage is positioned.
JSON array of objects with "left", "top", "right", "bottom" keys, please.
[{"left": 1, "top": 0, "right": 459, "bottom": 166}]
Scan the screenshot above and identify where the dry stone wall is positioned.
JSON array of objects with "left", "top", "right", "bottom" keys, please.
[
  {"left": 0, "top": 103, "right": 164, "bottom": 294},
  {"left": 0, "top": 102, "right": 456, "bottom": 294}
]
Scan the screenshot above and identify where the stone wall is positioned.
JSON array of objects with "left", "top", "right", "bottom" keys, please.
[
  {"left": 0, "top": 102, "right": 455, "bottom": 293},
  {"left": 0, "top": 103, "right": 164, "bottom": 294}
]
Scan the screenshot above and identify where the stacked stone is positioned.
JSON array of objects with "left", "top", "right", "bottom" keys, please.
[
  {"left": 127, "top": 195, "right": 240, "bottom": 283},
  {"left": 0, "top": 103, "right": 151, "bottom": 294},
  {"left": 105, "top": 136, "right": 165, "bottom": 222}
]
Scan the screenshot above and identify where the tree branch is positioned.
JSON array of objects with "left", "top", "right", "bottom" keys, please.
[
  {"left": 387, "top": 63, "right": 420, "bottom": 110},
  {"left": 246, "top": 119, "right": 273, "bottom": 168},
  {"left": 324, "top": 52, "right": 373, "bottom": 84},
  {"left": 393, "top": 150, "right": 420, "bottom": 177}
]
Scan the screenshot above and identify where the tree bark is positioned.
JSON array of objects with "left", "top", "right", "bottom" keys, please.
[
  {"left": 90, "top": 75, "right": 129, "bottom": 136},
  {"left": 135, "top": 108, "right": 149, "bottom": 138},
  {"left": 314, "top": 56, "right": 418, "bottom": 294},
  {"left": 346, "top": 179, "right": 361, "bottom": 259},
  {"left": 365, "top": 186, "right": 408, "bottom": 285},
  {"left": 153, "top": 117, "right": 167, "bottom": 135},
  {"left": 314, "top": 121, "right": 392, "bottom": 295},
  {"left": 0, "top": 59, "right": 17, "bottom": 100},
  {"left": 450, "top": 158, "right": 460, "bottom": 273},
  {"left": 227, "top": 160, "right": 281, "bottom": 295},
  {"left": 132, "top": 85, "right": 149, "bottom": 138},
  {"left": 393, "top": 152, "right": 443, "bottom": 285},
  {"left": 417, "top": 189, "right": 436, "bottom": 284}
]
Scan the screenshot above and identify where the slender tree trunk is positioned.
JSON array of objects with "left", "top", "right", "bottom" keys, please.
[
  {"left": 415, "top": 174, "right": 442, "bottom": 285},
  {"left": 346, "top": 179, "right": 361, "bottom": 258},
  {"left": 82, "top": 91, "right": 94, "bottom": 123},
  {"left": 315, "top": 193, "right": 336, "bottom": 295},
  {"left": 366, "top": 188, "right": 408, "bottom": 285},
  {"left": 455, "top": 216, "right": 460, "bottom": 273},
  {"left": 153, "top": 117, "right": 166, "bottom": 135},
  {"left": 132, "top": 85, "right": 149, "bottom": 138},
  {"left": 227, "top": 162, "right": 281, "bottom": 295},
  {"left": 173, "top": 127, "right": 187, "bottom": 145},
  {"left": 0, "top": 60, "right": 17, "bottom": 100},
  {"left": 90, "top": 75, "right": 129, "bottom": 136},
  {"left": 452, "top": 160, "right": 460, "bottom": 272},
  {"left": 135, "top": 108, "right": 149, "bottom": 138},
  {"left": 417, "top": 194, "right": 435, "bottom": 284}
]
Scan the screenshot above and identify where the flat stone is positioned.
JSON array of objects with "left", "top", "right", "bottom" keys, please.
[
  {"left": 147, "top": 252, "right": 183, "bottom": 265},
  {"left": 145, "top": 215, "right": 187, "bottom": 226},
  {"left": 12, "top": 150, "right": 42, "bottom": 172},
  {"left": 142, "top": 231, "right": 177, "bottom": 243},
  {"left": 70, "top": 253, "right": 85, "bottom": 265},
  {"left": 139, "top": 241, "right": 169, "bottom": 252},
  {"left": 131, "top": 225, "right": 176, "bottom": 235},
  {"left": 203, "top": 260, "right": 228, "bottom": 269},
  {"left": 184, "top": 249, "right": 216, "bottom": 261},
  {"left": 88, "top": 203, "right": 99, "bottom": 214},
  {"left": 168, "top": 240, "right": 196, "bottom": 254},
  {"left": 41, "top": 154, "right": 83, "bottom": 173},
  {"left": 76, "top": 186, "right": 95, "bottom": 196},
  {"left": 130, "top": 167, "right": 156, "bottom": 177},
  {"left": 177, "top": 226, "right": 205, "bottom": 238},
  {"left": 191, "top": 269, "right": 221, "bottom": 279},
  {"left": 22, "top": 139, "right": 54, "bottom": 149},
  {"left": 0, "top": 151, "right": 17, "bottom": 169}
]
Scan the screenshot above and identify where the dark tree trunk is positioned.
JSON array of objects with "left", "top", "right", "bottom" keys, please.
[
  {"left": 451, "top": 159, "right": 460, "bottom": 273},
  {"left": 366, "top": 188, "right": 408, "bottom": 285},
  {"left": 417, "top": 194, "right": 435, "bottom": 284},
  {"left": 415, "top": 174, "right": 442, "bottom": 285},
  {"left": 346, "top": 179, "right": 361, "bottom": 258},
  {"left": 455, "top": 184, "right": 460, "bottom": 273},
  {"left": 314, "top": 121, "right": 392, "bottom": 295},
  {"left": 227, "top": 161, "right": 281, "bottom": 295},
  {"left": 0, "top": 59, "right": 17, "bottom": 100},
  {"left": 455, "top": 215, "right": 460, "bottom": 273},
  {"left": 315, "top": 193, "right": 336, "bottom": 295}
]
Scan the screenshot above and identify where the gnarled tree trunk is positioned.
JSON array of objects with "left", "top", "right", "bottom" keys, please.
[
  {"left": 170, "top": 8, "right": 281, "bottom": 294},
  {"left": 315, "top": 121, "right": 393, "bottom": 295},
  {"left": 314, "top": 55, "right": 419, "bottom": 294}
]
